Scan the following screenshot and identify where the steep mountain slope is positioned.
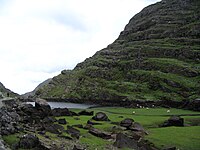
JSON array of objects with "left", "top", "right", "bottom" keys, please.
[
  {"left": 36, "top": 0, "right": 200, "bottom": 102},
  {"left": 21, "top": 78, "right": 52, "bottom": 98},
  {"left": 0, "top": 82, "right": 18, "bottom": 98}
]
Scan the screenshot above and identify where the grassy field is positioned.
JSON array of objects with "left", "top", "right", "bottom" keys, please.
[{"left": 3, "top": 107, "right": 200, "bottom": 150}]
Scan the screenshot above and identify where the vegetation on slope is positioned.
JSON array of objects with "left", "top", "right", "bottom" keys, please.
[{"left": 36, "top": 0, "right": 200, "bottom": 102}]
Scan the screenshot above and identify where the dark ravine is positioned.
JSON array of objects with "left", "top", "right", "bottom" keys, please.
[{"left": 34, "top": 0, "right": 200, "bottom": 103}]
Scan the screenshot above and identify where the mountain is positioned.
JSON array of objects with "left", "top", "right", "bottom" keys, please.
[
  {"left": 21, "top": 78, "right": 52, "bottom": 98},
  {"left": 0, "top": 82, "right": 18, "bottom": 98},
  {"left": 35, "top": 0, "right": 200, "bottom": 102}
]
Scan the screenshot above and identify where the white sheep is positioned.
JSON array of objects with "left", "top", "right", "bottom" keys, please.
[{"left": 167, "top": 109, "right": 170, "bottom": 113}]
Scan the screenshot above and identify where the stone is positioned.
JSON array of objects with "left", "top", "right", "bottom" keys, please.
[
  {"left": 163, "top": 146, "right": 176, "bottom": 150},
  {"left": 89, "top": 128, "right": 112, "bottom": 139},
  {"left": 35, "top": 98, "right": 51, "bottom": 117},
  {"left": 43, "top": 116, "right": 57, "bottom": 124},
  {"left": 129, "top": 122, "right": 147, "bottom": 134},
  {"left": 58, "top": 118, "right": 67, "bottom": 125},
  {"left": 120, "top": 118, "right": 134, "bottom": 128},
  {"left": 18, "top": 134, "right": 40, "bottom": 149},
  {"left": 113, "top": 133, "right": 139, "bottom": 149},
  {"left": 78, "top": 110, "right": 94, "bottom": 116},
  {"left": 73, "top": 144, "right": 86, "bottom": 150},
  {"left": 66, "top": 126, "right": 80, "bottom": 139},
  {"left": 87, "top": 120, "right": 102, "bottom": 125},
  {"left": 45, "top": 124, "right": 64, "bottom": 134},
  {"left": 92, "top": 112, "right": 110, "bottom": 121},
  {"left": 162, "top": 116, "right": 184, "bottom": 127},
  {"left": 51, "top": 108, "right": 71, "bottom": 117}
]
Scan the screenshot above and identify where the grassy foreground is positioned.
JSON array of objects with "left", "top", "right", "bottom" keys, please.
[{"left": 3, "top": 107, "right": 200, "bottom": 150}]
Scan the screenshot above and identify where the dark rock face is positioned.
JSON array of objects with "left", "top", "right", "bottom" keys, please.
[
  {"left": 58, "top": 118, "right": 67, "bottom": 125},
  {"left": 89, "top": 128, "right": 112, "bottom": 139},
  {"left": 92, "top": 112, "right": 110, "bottom": 121},
  {"left": 18, "top": 134, "right": 40, "bottom": 149},
  {"left": 129, "top": 122, "right": 147, "bottom": 134},
  {"left": 45, "top": 124, "right": 64, "bottom": 134},
  {"left": 120, "top": 118, "right": 134, "bottom": 128},
  {"left": 78, "top": 110, "right": 94, "bottom": 116},
  {"left": 162, "top": 116, "right": 184, "bottom": 127},
  {"left": 66, "top": 126, "right": 80, "bottom": 139},
  {"left": 114, "top": 133, "right": 139, "bottom": 149},
  {"left": 0, "top": 107, "right": 20, "bottom": 135},
  {"left": 35, "top": 98, "right": 51, "bottom": 117},
  {"left": 51, "top": 108, "right": 71, "bottom": 117}
]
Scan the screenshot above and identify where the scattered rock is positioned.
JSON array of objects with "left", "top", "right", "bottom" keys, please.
[
  {"left": 92, "top": 112, "right": 110, "bottom": 121},
  {"left": 73, "top": 144, "right": 86, "bottom": 150},
  {"left": 120, "top": 118, "right": 134, "bottom": 128},
  {"left": 58, "top": 118, "right": 67, "bottom": 125},
  {"left": 113, "top": 133, "right": 139, "bottom": 149},
  {"left": 89, "top": 128, "right": 112, "bottom": 139},
  {"left": 51, "top": 108, "right": 71, "bottom": 117},
  {"left": 66, "top": 126, "right": 80, "bottom": 139},
  {"left": 35, "top": 98, "right": 51, "bottom": 117},
  {"left": 129, "top": 122, "right": 147, "bottom": 134},
  {"left": 72, "top": 124, "right": 84, "bottom": 129},
  {"left": 45, "top": 124, "right": 64, "bottom": 134},
  {"left": 78, "top": 110, "right": 94, "bottom": 116},
  {"left": 18, "top": 134, "right": 40, "bottom": 149},
  {"left": 43, "top": 116, "right": 57, "bottom": 124},
  {"left": 87, "top": 120, "right": 102, "bottom": 125},
  {"left": 162, "top": 116, "right": 184, "bottom": 127}
]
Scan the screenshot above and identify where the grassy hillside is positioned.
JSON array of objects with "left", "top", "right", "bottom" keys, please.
[{"left": 36, "top": 0, "right": 200, "bottom": 102}]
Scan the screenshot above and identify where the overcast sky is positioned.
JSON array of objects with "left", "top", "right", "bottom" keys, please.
[{"left": 0, "top": 0, "right": 160, "bottom": 94}]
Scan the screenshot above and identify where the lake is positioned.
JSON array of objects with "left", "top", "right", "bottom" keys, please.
[{"left": 26, "top": 101, "right": 95, "bottom": 109}]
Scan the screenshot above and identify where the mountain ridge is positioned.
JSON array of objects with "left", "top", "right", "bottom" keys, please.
[{"left": 35, "top": 0, "right": 200, "bottom": 102}]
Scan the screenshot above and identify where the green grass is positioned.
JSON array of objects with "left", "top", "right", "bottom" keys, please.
[
  {"left": 146, "top": 126, "right": 200, "bottom": 150},
  {"left": 3, "top": 107, "right": 200, "bottom": 150}
]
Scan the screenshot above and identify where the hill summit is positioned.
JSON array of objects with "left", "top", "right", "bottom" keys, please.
[{"left": 36, "top": 0, "right": 200, "bottom": 102}]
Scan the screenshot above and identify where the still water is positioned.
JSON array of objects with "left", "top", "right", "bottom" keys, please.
[{"left": 27, "top": 102, "right": 95, "bottom": 109}]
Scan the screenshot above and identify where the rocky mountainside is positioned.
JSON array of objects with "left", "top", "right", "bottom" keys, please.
[
  {"left": 0, "top": 82, "right": 18, "bottom": 98},
  {"left": 21, "top": 78, "right": 52, "bottom": 98},
  {"left": 36, "top": 0, "right": 200, "bottom": 103}
]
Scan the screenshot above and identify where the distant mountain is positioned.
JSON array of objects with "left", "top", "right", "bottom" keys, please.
[
  {"left": 35, "top": 0, "right": 200, "bottom": 102},
  {"left": 0, "top": 82, "right": 18, "bottom": 98},
  {"left": 21, "top": 78, "right": 52, "bottom": 98}
]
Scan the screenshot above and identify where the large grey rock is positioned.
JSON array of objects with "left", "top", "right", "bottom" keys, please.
[
  {"left": 35, "top": 98, "right": 51, "bottom": 117},
  {"left": 162, "top": 116, "right": 184, "bottom": 127},
  {"left": 51, "top": 108, "right": 71, "bottom": 117},
  {"left": 92, "top": 112, "right": 110, "bottom": 121},
  {"left": 114, "top": 133, "right": 139, "bottom": 149},
  {"left": 89, "top": 128, "right": 112, "bottom": 139},
  {"left": 18, "top": 134, "right": 40, "bottom": 149},
  {"left": 120, "top": 118, "right": 134, "bottom": 128}
]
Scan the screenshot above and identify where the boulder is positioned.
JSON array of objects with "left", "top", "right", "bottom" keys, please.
[
  {"left": 45, "top": 124, "right": 64, "bottom": 134},
  {"left": 87, "top": 120, "right": 102, "bottom": 125},
  {"left": 129, "top": 122, "right": 147, "bottom": 134},
  {"left": 78, "top": 110, "right": 94, "bottom": 116},
  {"left": 89, "top": 128, "right": 112, "bottom": 139},
  {"left": 113, "top": 133, "right": 139, "bottom": 149},
  {"left": 42, "top": 116, "right": 57, "bottom": 124},
  {"left": 35, "top": 98, "right": 51, "bottom": 117},
  {"left": 58, "top": 118, "right": 67, "bottom": 125},
  {"left": 0, "top": 107, "right": 20, "bottom": 135},
  {"left": 18, "top": 134, "right": 40, "bottom": 149},
  {"left": 120, "top": 118, "right": 134, "bottom": 128},
  {"left": 73, "top": 144, "right": 86, "bottom": 150},
  {"left": 92, "top": 112, "right": 110, "bottom": 121},
  {"left": 66, "top": 126, "right": 80, "bottom": 139},
  {"left": 162, "top": 116, "right": 184, "bottom": 127},
  {"left": 51, "top": 108, "right": 71, "bottom": 117}
]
